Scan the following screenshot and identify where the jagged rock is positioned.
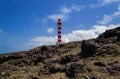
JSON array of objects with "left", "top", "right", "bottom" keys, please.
[
  {"left": 42, "top": 61, "right": 61, "bottom": 74},
  {"left": 27, "top": 75, "right": 39, "bottom": 79},
  {"left": 48, "top": 63, "right": 60, "bottom": 73},
  {"left": 100, "top": 67, "right": 108, "bottom": 73},
  {"left": 108, "top": 61, "right": 119, "bottom": 65},
  {"left": 111, "top": 63, "right": 120, "bottom": 71},
  {"left": 117, "top": 31, "right": 120, "bottom": 41},
  {"left": 97, "top": 27, "right": 120, "bottom": 43},
  {"left": 0, "top": 55, "right": 22, "bottom": 64},
  {"left": 81, "top": 40, "right": 97, "bottom": 57},
  {"left": 98, "top": 27, "right": 120, "bottom": 39},
  {"left": 79, "top": 27, "right": 120, "bottom": 57},
  {"left": 107, "top": 63, "right": 120, "bottom": 75},
  {"left": 39, "top": 69, "right": 50, "bottom": 75},
  {"left": 90, "top": 74, "right": 100, "bottom": 79},
  {"left": 41, "top": 45, "right": 49, "bottom": 51},
  {"left": 59, "top": 55, "right": 72, "bottom": 64},
  {"left": 59, "top": 65, "right": 66, "bottom": 72},
  {"left": 59, "top": 54, "right": 78, "bottom": 64},
  {"left": 75, "top": 74, "right": 90, "bottom": 79},
  {"left": 99, "top": 30, "right": 116, "bottom": 38},
  {"left": 0, "top": 72, "right": 10, "bottom": 78},
  {"left": 65, "top": 63, "right": 84, "bottom": 78},
  {"left": 87, "top": 68, "right": 93, "bottom": 72},
  {"left": 94, "top": 62, "right": 106, "bottom": 67}
]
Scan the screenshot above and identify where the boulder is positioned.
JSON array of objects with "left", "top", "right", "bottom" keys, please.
[
  {"left": 27, "top": 75, "right": 39, "bottom": 79},
  {"left": 41, "top": 46, "right": 48, "bottom": 51},
  {"left": 81, "top": 40, "right": 97, "bottom": 57},
  {"left": 117, "top": 31, "right": 120, "bottom": 41},
  {"left": 0, "top": 55, "right": 22, "bottom": 64},
  {"left": 59, "top": 54, "right": 78, "bottom": 64},
  {"left": 65, "top": 63, "right": 84, "bottom": 78},
  {"left": 107, "top": 63, "right": 120, "bottom": 75},
  {"left": 94, "top": 61, "right": 106, "bottom": 67},
  {"left": 48, "top": 63, "right": 60, "bottom": 73}
]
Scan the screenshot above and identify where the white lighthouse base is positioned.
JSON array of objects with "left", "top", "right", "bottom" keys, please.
[{"left": 56, "top": 42, "right": 62, "bottom": 45}]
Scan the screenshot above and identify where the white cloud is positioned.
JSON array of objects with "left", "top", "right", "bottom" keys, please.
[
  {"left": 48, "top": 4, "right": 82, "bottom": 21},
  {"left": 119, "top": 4, "right": 120, "bottom": 10},
  {"left": 102, "top": 0, "right": 120, "bottom": 4},
  {"left": 32, "top": 14, "right": 41, "bottom": 22},
  {"left": 47, "top": 28, "right": 54, "bottom": 34},
  {"left": 71, "top": 4, "right": 82, "bottom": 12},
  {"left": 114, "top": 4, "right": 120, "bottom": 16},
  {"left": 89, "top": 4, "right": 102, "bottom": 8},
  {"left": 48, "top": 14, "right": 68, "bottom": 21},
  {"left": 0, "top": 29, "right": 6, "bottom": 37},
  {"left": 97, "top": 15, "right": 113, "bottom": 25},
  {"left": 90, "top": 0, "right": 120, "bottom": 8},
  {"left": 28, "top": 24, "right": 120, "bottom": 47},
  {"left": 28, "top": 36, "right": 57, "bottom": 47},
  {"left": 59, "top": 7, "right": 72, "bottom": 14},
  {"left": 0, "top": 29, "right": 2, "bottom": 33},
  {"left": 98, "top": 5, "right": 120, "bottom": 25},
  {"left": 32, "top": 14, "right": 48, "bottom": 27}
]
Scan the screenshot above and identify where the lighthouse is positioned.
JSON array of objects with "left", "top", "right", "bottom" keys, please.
[{"left": 57, "top": 18, "right": 62, "bottom": 44}]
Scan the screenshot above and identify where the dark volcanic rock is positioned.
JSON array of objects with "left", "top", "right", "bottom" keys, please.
[
  {"left": 87, "top": 68, "right": 93, "bottom": 72},
  {"left": 48, "top": 63, "right": 60, "bottom": 73},
  {"left": 100, "top": 67, "right": 108, "bottom": 73},
  {"left": 65, "top": 63, "right": 84, "bottom": 78},
  {"left": 0, "top": 71, "right": 11, "bottom": 79},
  {"left": 59, "top": 54, "right": 79, "bottom": 64},
  {"left": 0, "top": 54, "right": 22, "bottom": 64},
  {"left": 27, "top": 75, "right": 39, "bottom": 79},
  {"left": 117, "top": 31, "right": 120, "bottom": 41},
  {"left": 81, "top": 40, "right": 97, "bottom": 57},
  {"left": 97, "top": 26, "right": 120, "bottom": 43},
  {"left": 98, "top": 27, "right": 120, "bottom": 39},
  {"left": 94, "top": 62, "right": 106, "bottom": 67},
  {"left": 107, "top": 63, "right": 120, "bottom": 75},
  {"left": 80, "top": 27, "right": 120, "bottom": 57},
  {"left": 41, "top": 46, "right": 49, "bottom": 51}
]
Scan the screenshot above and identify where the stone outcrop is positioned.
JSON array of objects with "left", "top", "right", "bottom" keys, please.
[
  {"left": 65, "top": 63, "right": 85, "bottom": 78},
  {"left": 107, "top": 63, "right": 120, "bottom": 75},
  {"left": 81, "top": 26, "right": 120, "bottom": 57},
  {"left": 97, "top": 27, "right": 120, "bottom": 43},
  {"left": 81, "top": 39, "right": 98, "bottom": 57},
  {"left": 94, "top": 61, "right": 106, "bottom": 67}
]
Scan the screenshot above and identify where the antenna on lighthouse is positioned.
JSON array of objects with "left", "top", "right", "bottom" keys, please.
[{"left": 56, "top": 18, "right": 62, "bottom": 45}]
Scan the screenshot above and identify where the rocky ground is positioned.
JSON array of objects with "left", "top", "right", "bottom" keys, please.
[{"left": 0, "top": 27, "right": 120, "bottom": 79}]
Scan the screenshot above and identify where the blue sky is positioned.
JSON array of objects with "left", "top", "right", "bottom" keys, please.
[{"left": 0, "top": 0, "right": 120, "bottom": 53}]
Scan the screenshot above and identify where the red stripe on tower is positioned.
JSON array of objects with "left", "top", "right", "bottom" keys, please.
[{"left": 57, "top": 18, "right": 62, "bottom": 44}]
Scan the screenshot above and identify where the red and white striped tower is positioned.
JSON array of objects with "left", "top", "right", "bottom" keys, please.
[{"left": 57, "top": 18, "right": 62, "bottom": 44}]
